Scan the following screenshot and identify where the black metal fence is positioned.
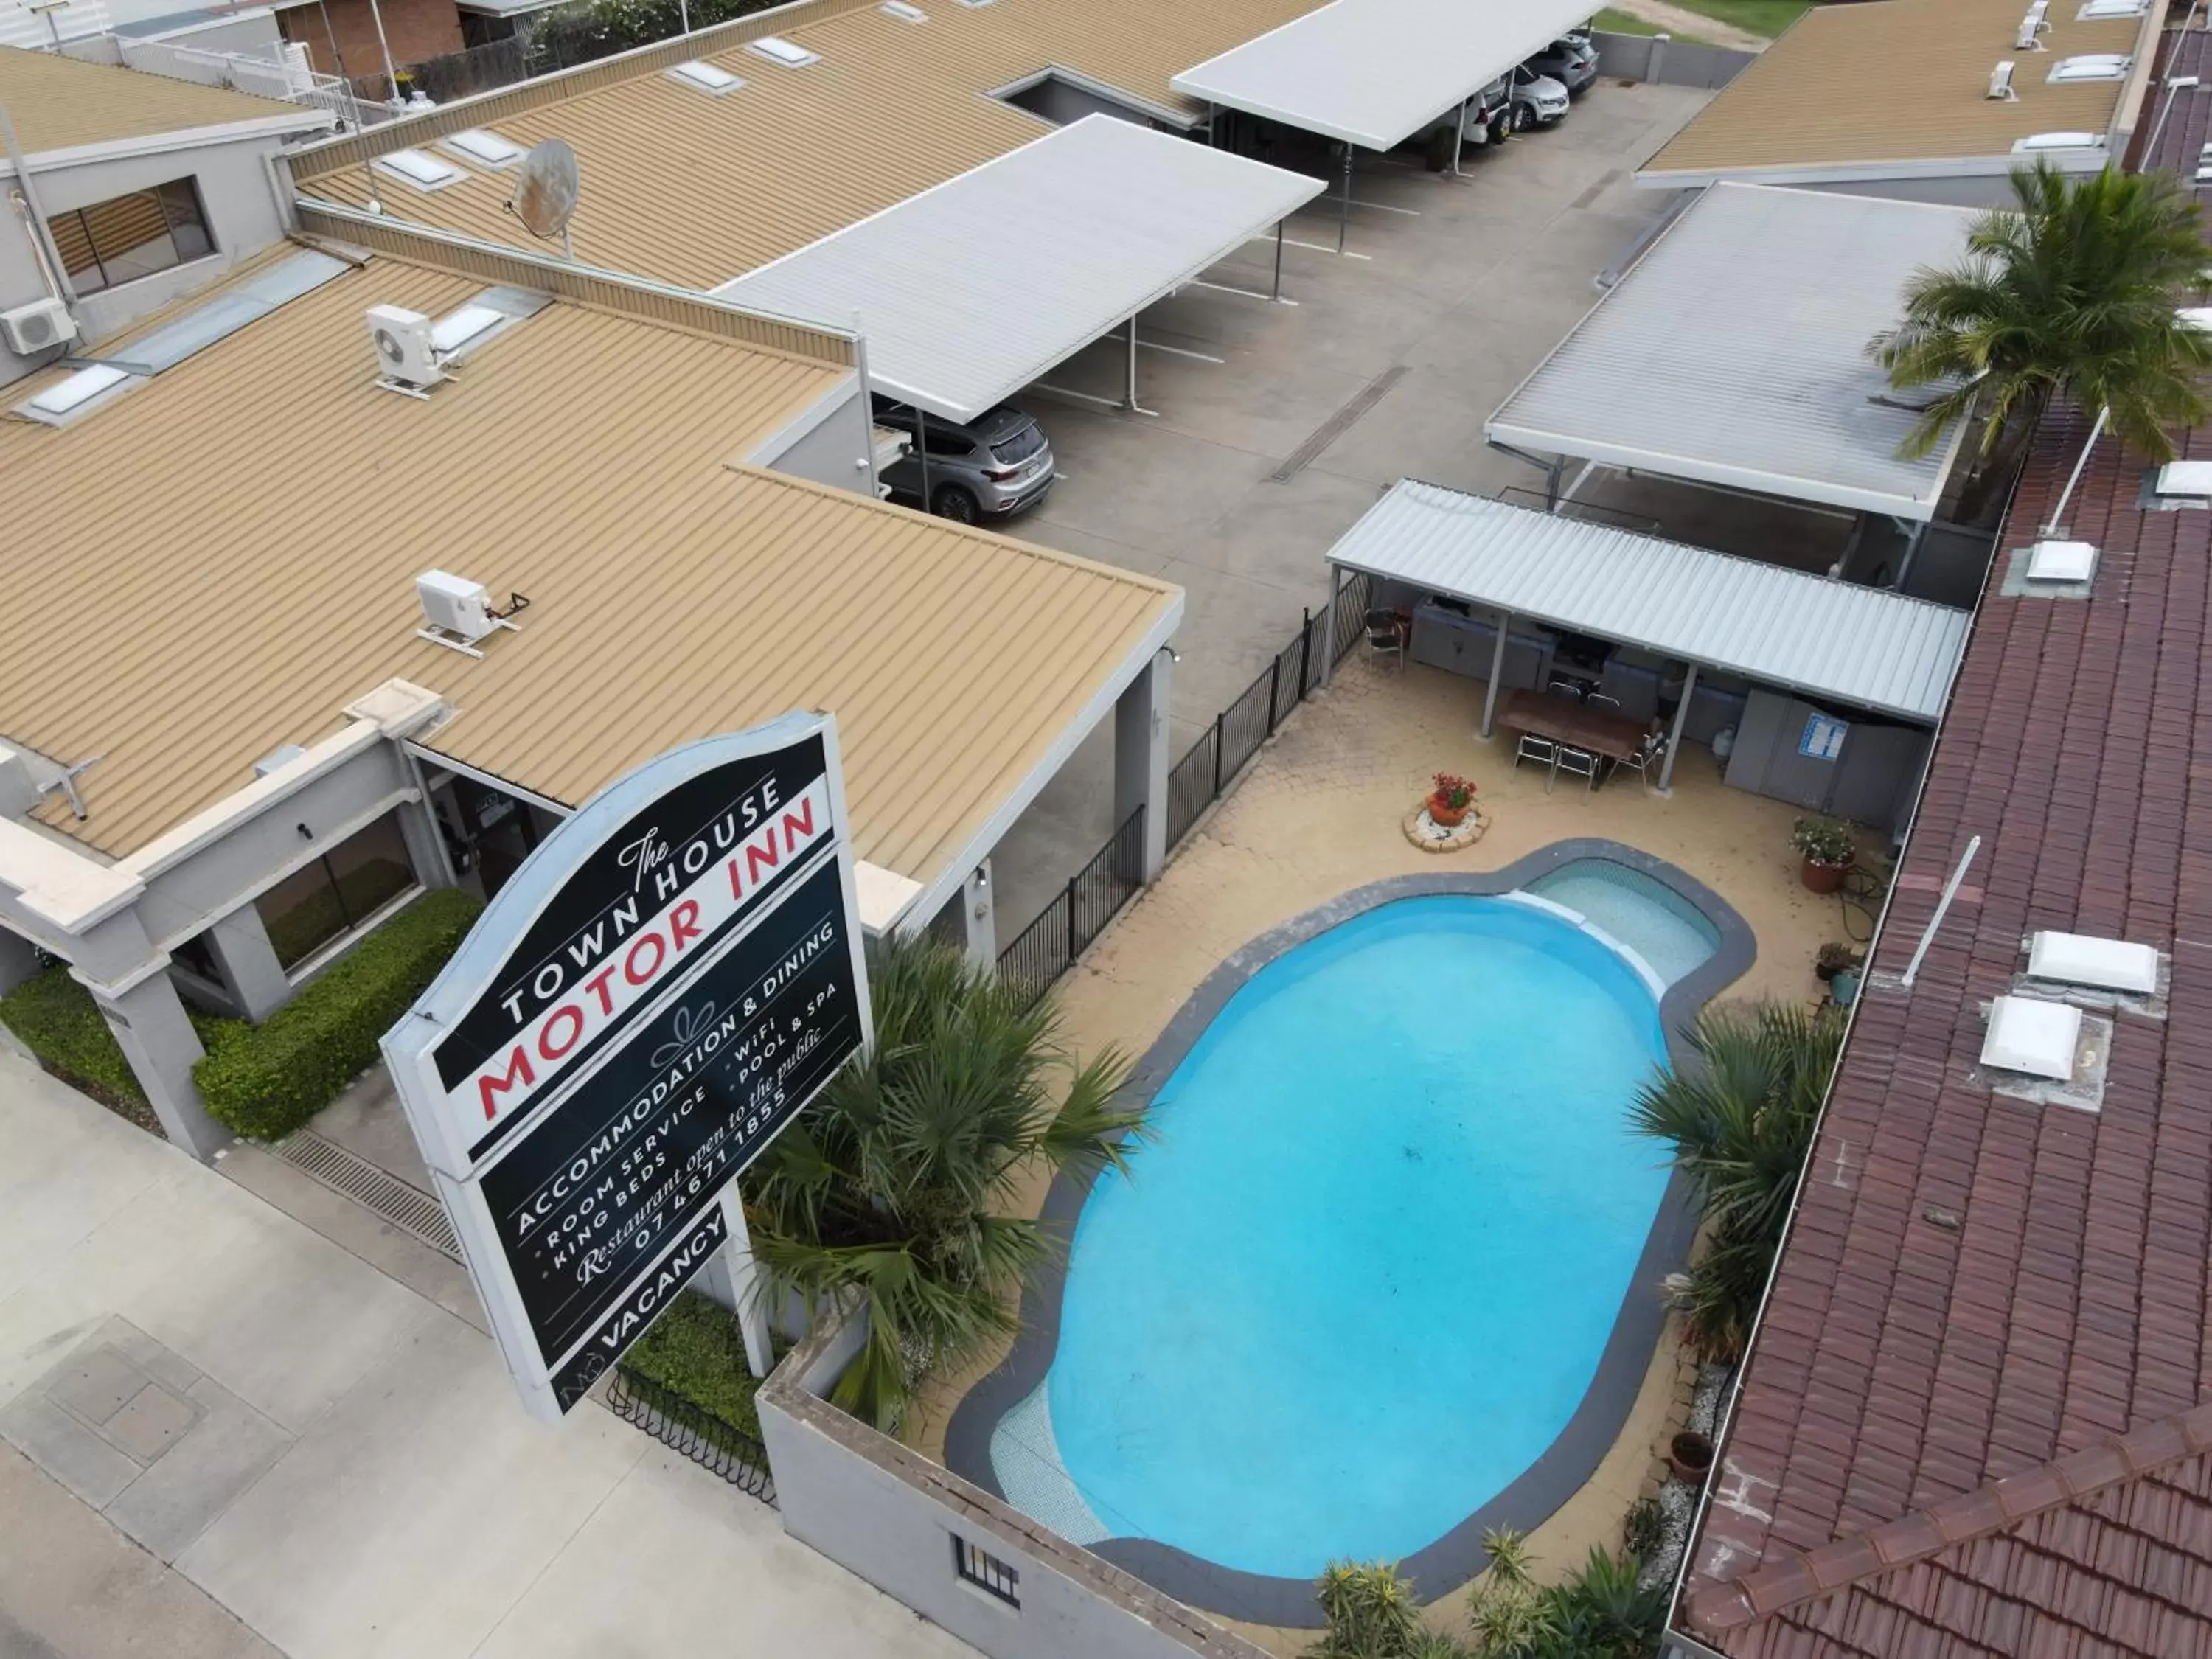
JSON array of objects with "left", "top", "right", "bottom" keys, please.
[
  {"left": 996, "top": 573, "right": 1371, "bottom": 998},
  {"left": 606, "top": 1365, "right": 776, "bottom": 1503}
]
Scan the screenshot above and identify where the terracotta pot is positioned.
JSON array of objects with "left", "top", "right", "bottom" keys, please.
[
  {"left": 1800, "top": 856, "right": 1848, "bottom": 894},
  {"left": 1669, "top": 1430, "right": 1714, "bottom": 1484},
  {"left": 1428, "top": 797, "right": 1470, "bottom": 827}
]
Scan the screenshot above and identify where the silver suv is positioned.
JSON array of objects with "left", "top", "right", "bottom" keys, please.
[{"left": 875, "top": 401, "right": 1055, "bottom": 524}]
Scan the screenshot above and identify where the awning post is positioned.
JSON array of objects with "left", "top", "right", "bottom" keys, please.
[
  {"left": 1338, "top": 145, "right": 1353, "bottom": 254},
  {"left": 1659, "top": 663, "right": 1697, "bottom": 793},
  {"left": 1451, "top": 98, "right": 1467, "bottom": 175},
  {"left": 1893, "top": 520, "right": 1930, "bottom": 592},
  {"left": 1480, "top": 608, "right": 1509, "bottom": 737},
  {"left": 1544, "top": 456, "right": 1565, "bottom": 510},
  {"left": 1124, "top": 313, "right": 1138, "bottom": 411},
  {"left": 1320, "top": 563, "right": 1345, "bottom": 689},
  {"left": 1273, "top": 219, "right": 1285, "bottom": 302}
]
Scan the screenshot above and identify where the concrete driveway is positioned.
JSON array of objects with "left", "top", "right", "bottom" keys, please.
[{"left": 977, "top": 79, "right": 1713, "bottom": 934}]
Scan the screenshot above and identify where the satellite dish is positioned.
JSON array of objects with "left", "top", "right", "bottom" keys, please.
[{"left": 505, "top": 139, "right": 580, "bottom": 251}]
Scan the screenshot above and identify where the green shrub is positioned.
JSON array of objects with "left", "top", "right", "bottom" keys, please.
[
  {"left": 1, "top": 965, "right": 150, "bottom": 1108},
  {"left": 193, "top": 887, "right": 481, "bottom": 1140},
  {"left": 617, "top": 1289, "right": 767, "bottom": 1443}
]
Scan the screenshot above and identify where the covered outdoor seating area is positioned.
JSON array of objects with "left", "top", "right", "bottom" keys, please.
[{"left": 1321, "top": 482, "right": 1972, "bottom": 832}]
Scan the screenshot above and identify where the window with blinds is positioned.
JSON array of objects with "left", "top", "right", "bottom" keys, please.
[{"left": 52, "top": 178, "right": 213, "bottom": 296}]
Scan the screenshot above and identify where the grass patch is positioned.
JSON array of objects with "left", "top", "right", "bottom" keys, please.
[
  {"left": 617, "top": 1290, "right": 768, "bottom": 1443},
  {"left": 1669, "top": 0, "right": 1809, "bottom": 38},
  {"left": 0, "top": 967, "right": 226, "bottom": 1131},
  {"left": 1594, "top": 7, "right": 1664, "bottom": 34}
]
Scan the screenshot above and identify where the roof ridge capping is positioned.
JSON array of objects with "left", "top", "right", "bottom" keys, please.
[
  {"left": 1686, "top": 1397, "right": 2212, "bottom": 1635},
  {"left": 293, "top": 199, "right": 858, "bottom": 370},
  {"left": 285, "top": 0, "right": 877, "bottom": 181}
]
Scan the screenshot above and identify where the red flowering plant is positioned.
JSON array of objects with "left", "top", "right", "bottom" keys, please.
[{"left": 1428, "top": 773, "right": 1478, "bottom": 816}]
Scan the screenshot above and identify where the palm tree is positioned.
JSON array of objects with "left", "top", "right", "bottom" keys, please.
[
  {"left": 1873, "top": 161, "right": 2212, "bottom": 509},
  {"left": 742, "top": 933, "right": 1141, "bottom": 1432},
  {"left": 1631, "top": 1004, "right": 1844, "bottom": 1361}
]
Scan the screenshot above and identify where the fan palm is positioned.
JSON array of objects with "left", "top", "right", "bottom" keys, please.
[
  {"left": 1631, "top": 1004, "right": 1844, "bottom": 1360},
  {"left": 742, "top": 933, "right": 1141, "bottom": 1432},
  {"left": 1872, "top": 161, "right": 2212, "bottom": 502}
]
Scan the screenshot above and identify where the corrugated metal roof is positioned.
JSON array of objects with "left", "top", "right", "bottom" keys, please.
[
  {"left": 0, "top": 41, "right": 317, "bottom": 155},
  {"left": 1169, "top": 0, "right": 1596, "bottom": 151},
  {"left": 1638, "top": 0, "right": 2142, "bottom": 184},
  {"left": 716, "top": 115, "right": 1322, "bottom": 422},
  {"left": 291, "top": 0, "right": 1324, "bottom": 286},
  {"left": 1326, "top": 481, "right": 1969, "bottom": 723},
  {"left": 1486, "top": 183, "right": 1979, "bottom": 521},
  {"left": 0, "top": 251, "right": 1180, "bottom": 889}
]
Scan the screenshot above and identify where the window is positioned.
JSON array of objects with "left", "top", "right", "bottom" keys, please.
[
  {"left": 253, "top": 810, "right": 419, "bottom": 971},
  {"left": 952, "top": 1537, "right": 1019, "bottom": 1607},
  {"left": 49, "top": 179, "right": 212, "bottom": 296}
]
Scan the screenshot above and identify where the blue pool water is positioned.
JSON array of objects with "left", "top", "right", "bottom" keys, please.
[{"left": 996, "top": 894, "right": 1674, "bottom": 1578}]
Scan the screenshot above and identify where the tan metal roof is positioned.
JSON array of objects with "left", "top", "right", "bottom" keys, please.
[
  {"left": 1639, "top": 0, "right": 2144, "bottom": 181},
  {"left": 0, "top": 42, "right": 312, "bottom": 156},
  {"left": 0, "top": 248, "right": 1179, "bottom": 891},
  {"left": 291, "top": 0, "right": 1321, "bottom": 285}
]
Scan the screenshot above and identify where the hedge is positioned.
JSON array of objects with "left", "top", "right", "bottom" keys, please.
[
  {"left": 1, "top": 966, "right": 153, "bottom": 1110},
  {"left": 617, "top": 1289, "right": 768, "bottom": 1442},
  {"left": 193, "top": 887, "right": 481, "bottom": 1141}
]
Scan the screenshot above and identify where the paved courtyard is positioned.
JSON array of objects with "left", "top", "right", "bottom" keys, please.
[
  {"left": 973, "top": 77, "right": 1715, "bottom": 933},
  {"left": 915, "top": 653, "right": 1846, "bottom": 1651},
  {"left": 0, "top": 1047, "right": 976, "bottom": 1659}
]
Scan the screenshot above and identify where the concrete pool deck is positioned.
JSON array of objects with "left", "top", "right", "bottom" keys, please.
[{"left": 910, "top": 653, "right": 1854, "bottom": 1647}]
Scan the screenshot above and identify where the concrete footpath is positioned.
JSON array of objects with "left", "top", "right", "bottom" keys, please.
[{"left": 0, "top": 1050, "right": 975, "bottom": 1659}]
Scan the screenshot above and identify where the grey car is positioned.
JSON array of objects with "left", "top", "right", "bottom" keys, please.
[
  {"left": 1523, "top": 32, "right": 1599, "bottom": 95},
  {"left": 876, "top": 401, "right": 1055, "bottom": 524}
]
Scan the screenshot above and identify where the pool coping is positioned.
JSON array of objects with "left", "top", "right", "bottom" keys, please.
[{"left": 942, "top": 838, "right": 1758, "bottom": 1628}]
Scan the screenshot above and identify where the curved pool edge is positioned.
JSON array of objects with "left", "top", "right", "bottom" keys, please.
[{"left": 942, "top": 838, "right": 1758, "bottom": 1628}]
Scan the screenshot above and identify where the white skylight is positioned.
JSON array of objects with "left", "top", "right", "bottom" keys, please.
[
  {"left": 431, "top": 305, "right": 505, "bottom": 353},
  {"left": 880, "top": 1, "right": 926, "bottom": 17},
  {"left": 373, "top": 148, "right": 466, "bottom": 190},
  {"left": 2028, "top": 931, "right": 2160, "bottom": 994},
  {"left": 2012, "top": 131, "right": 2101, "bottom": 153},
  {"left": 956, "top": 0, "right": 992, "bottom": 8},
  {"left": 2076, "top": 0, "right": 2146, "bottom": 17},
  {"left": 2048, "top": 52, "right": 2131, "bottom": 81},
  {"left": 24, "top": 363, "right": 131, "bottom": 417},
  {"left": 667, "top": 60, "right": 745, "bottom": 93},
  {"left": 747, "top": 35, "right": 819, "bottom": 65},
  {"left": 2155, "top": 459, "right": 2212, "bottom": 494},
  {"left": 442, "top": 128, "right": 527, "bottom": 168},
  {"left": 2024, "top": 539, "right": 2096, "bottom": 582},
  {"left": 1981, "top": 995, "right": 2082, "bottom": 1080}
]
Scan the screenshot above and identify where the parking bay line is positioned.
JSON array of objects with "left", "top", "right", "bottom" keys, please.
[
  {"left": 1248, "top": 234, "right": 1374, "bottom": 261},
  {"left": 1138, "top": 339, "right": 1225, "bottom": 364},
  {"left": 1189, "top": 278, "right": 1297, "bottom": 306}
]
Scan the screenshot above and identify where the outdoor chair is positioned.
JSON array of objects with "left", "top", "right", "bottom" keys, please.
[
  {"left": 1514, "top": 734, "right": 1557, "bottom": 776},
  {"left": 1587, "top": 692, "right": 1623, "bottom": 711},
  {"left": 1365, "top": 608, "right": 1410, "bottom": 671},
  {"left": 1553, "top": 744, "right": 1599, "bottom": 790},
  {"left": 1548, "top": 678, "right": 1584, "bottom": 700},
  {"left": 1614, "top": 731, "right": 1669, "bottom": 792}
]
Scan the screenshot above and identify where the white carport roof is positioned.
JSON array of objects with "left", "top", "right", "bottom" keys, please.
[
  {"left": 714, "top": 115, "right": 1322, "bottom": 424},
  {"left": 1329, "top": 481, "right": 1969, "bottom": 723},
  {"left": 1487, "top": 184, "right": 1979, "bottom": 522},
  {"left": 1169, "top": 0, "right": 1599, "bottom": 152}
]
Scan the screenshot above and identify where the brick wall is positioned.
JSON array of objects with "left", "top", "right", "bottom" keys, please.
[{"left": 277, "top": 0, "right": 464, "bottom": 83}]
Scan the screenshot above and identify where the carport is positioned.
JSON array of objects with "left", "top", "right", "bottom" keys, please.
[
  {"left": 714, "top": 114, "right": 1322, "bottom": 427},
  {"left": 1321, "top": 482, "right": 1970, "bottom": 790},
  {"left": 1486, "top": 183, "right": 1980, "bottom": 584},
  {"left": 1171, "top": 0, "right": 1600, "bottom": 248}
]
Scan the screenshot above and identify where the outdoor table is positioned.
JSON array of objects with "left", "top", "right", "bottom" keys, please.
[{"left": 1499, "top": 689, "right": 1649, "bottom": 786}]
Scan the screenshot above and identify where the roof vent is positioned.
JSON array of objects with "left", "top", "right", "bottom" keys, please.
[
  {"left": 416, "top": 571, "right": 529, "bottom": 658},
  {"left": 373, "top": 148, "right": 466, "bottom": 192},
  {"left": 880, "top": 1, "right": 925, "bottom": 17},
  {"left": 2154, "top": 459, "right": 2212, "bottom": 495},
  {"left": 747, "top": 34, "right": 819, "bottom": 64},
  {"left": 2012, "top": 131, "right": 2101, "bottom": 152},
  {"left": 2077, "top": 0, "right": 2147, "bottom": 16},
  {"left": 2028, "top": 930, "right": 2159, "bottom": 994},
  {"left": 2048, "top": 52, "right": 2131, "bottom": 82},
  {"left": 442, "top": 127, "right": 527, "bottom": 168},
  {"left": 1981, "top": 995, "right": 2082, "bottom": 1079},
  {"left": 1988, "top": 59, "right": 2017, "bottom": 100},
  {"left": 2016, "top": 1, "right": 2048, "bottom": 49},
  {"left": 2024, "top": 538, "right": 2096, "bottom": 582},
  {"left": 667, "top": 59, "right": 745, "bottom": 94}
]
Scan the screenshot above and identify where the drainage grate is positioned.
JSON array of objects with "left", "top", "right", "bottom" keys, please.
[
  {"left": 273, "top": 1130, "right": 459, "bottom": 1259},
  {"left": 1267, "top": 364, "right": 1406, "bottom": 482}
]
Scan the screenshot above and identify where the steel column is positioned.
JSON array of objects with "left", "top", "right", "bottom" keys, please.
[
  {"left": 1338, "top": 145, "right": 1353, "bottom": 254},
  {"left": 1480, "top": 608, "right": 1509, "bottom": 737},
  {"left": 1273, "top": 219, "right": 1285, "bottom": 301},
  {"left": 1660, "top": 663, "right": 1697, "bottom": 792}
]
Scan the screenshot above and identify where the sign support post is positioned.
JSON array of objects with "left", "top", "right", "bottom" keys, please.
[{"left": 718, "top": 1189, "right": 776, "bottom": 1380}]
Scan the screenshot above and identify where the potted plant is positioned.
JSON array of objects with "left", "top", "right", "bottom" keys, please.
[
  {"left": 1427, "top": 773, "right": 1478, "bottom": 827},
  {"left": 1668, "top": 1430, "right": 1714, "bottom": 1484},
  {"left": 1792, "top": 816, "right": 1856, "bottom": 894},
  {"left": 1814, "top": 942, "right": 1862, "bottom": 982}
]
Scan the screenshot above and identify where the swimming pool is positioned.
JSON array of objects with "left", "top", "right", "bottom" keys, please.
[{"left": 947, "top": 850, "right": 1749, "bottom": 1621}]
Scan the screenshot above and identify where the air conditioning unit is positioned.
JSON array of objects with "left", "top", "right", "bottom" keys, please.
[
  {"left": 2015, "top": 0, "right": 2048, "bottom": 47},
  {"left": 1, "top": 296, "right": 77, "bottom": 355},
  {"left": 417, "top": 571, "right": 499, "bottom": 643},
  {"left": 1987, "top": 59, "right": 2017, "bottom": 100},
  {"left": 366, "top": 304, "right": 442, "bottom": 391}
]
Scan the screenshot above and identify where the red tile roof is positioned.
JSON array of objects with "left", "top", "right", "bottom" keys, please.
[{"left": 1670, "top": 29, "right": 2212, "bottom": 1658}]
